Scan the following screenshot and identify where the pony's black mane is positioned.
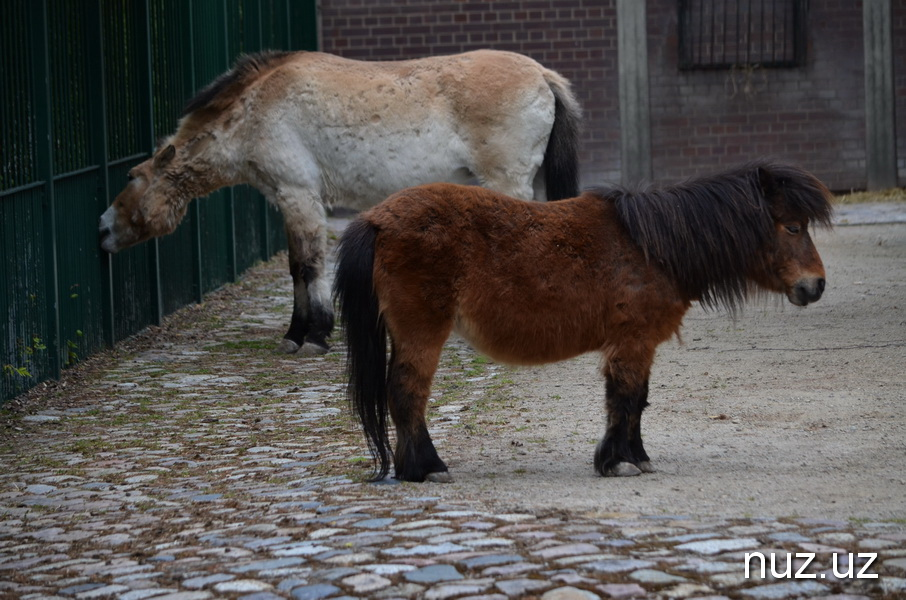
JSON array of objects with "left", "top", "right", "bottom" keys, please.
[
  {"left": 602, "top": 161, "right": 833, "bottom": 312},
  {"left": 182, "top": 50, "right": 295, "bottom": 117}
]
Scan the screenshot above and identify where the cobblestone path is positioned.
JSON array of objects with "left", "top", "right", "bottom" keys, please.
[{"left": 2, "top": 237, "right": 905, "bottom": 600}]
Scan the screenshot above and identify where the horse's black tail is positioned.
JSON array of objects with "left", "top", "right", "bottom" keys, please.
[
  {"left": 333, "top": 219, "right": 392, "bottom": 481},
  {"left": 542, "top": 70, "right": 582, "bottom": 200}
]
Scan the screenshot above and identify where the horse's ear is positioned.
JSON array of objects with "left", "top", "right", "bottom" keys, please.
[{"left": 154, "top": 144, "right": 176, "bottom": 169}]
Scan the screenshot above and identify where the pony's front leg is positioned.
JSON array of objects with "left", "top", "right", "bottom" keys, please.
[
  {"left": 387, "top": 341, "right": 450, "bottom": 482},
  {"left": 594, "top": 349, "right": 655, "bottom": 477},
  {"left": 276, "top": 196, "right": 334, "bottom": 355}
]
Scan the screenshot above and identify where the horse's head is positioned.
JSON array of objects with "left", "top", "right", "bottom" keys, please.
[
  {"left": 99, "top": 143, "right": 194, "bottom": 253},
  {"left": 752, "top": 165, "right": 834, "bottom": 306}
]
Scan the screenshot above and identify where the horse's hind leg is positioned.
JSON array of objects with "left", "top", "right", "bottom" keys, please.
[
  {"left": 277, "top": 193, "right": 334, "bottom": 355},
  {"left": 467, "top": 132, "right": 540, "bottom": 201},
  {"left": 387, "top": 332, "right": 451, "bottom": 482},
  {"left": 468, "top": 94, "right": 554, "bottom": 201},
  {"left": 594, "top": 347, "right": 655, "bottom": 477}
]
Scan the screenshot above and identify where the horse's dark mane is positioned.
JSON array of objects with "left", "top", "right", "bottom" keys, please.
[
  {"left": 602, "top": 161, "right": 833, "bottom": 312},
  {"left": 182, "top": 50, "right": 296, "bottom": 117}
]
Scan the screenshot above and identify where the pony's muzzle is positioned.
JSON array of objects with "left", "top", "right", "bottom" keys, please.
[{"left": 789, "top": 277, "right": 825, "bottom": 306}]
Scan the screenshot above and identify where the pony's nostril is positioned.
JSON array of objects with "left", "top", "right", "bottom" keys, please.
[{"left": 817, "top": 278, "right": 826, "bottom": 294}]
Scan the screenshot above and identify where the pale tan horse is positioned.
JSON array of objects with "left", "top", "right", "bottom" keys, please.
[{"left": 98, "top": 50, "right": 581, "bottom": 354}]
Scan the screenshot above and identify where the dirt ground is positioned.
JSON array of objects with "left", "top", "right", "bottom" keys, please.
[
  {"left": 434, "top": 222, "right": 906, "bottom": 521},
  {"left": 5, "top": 213, "right": 902, "bottom": 530}
]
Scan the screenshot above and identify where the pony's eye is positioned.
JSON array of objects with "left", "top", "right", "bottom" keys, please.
[{"left": 785, "top": 225, "right": 801, "bottom": 234}]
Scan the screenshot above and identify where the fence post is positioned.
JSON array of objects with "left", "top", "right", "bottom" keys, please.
[{"left": 30, "top": 0, "right": 62, "bottom": 377}]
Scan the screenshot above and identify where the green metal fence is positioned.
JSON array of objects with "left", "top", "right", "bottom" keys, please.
[{"left": 1, "top": 0, "right": 318, "bottom": 403}]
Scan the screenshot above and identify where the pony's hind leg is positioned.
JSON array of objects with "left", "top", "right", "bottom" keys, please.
[
  {"left": 630, "top": 403, "right": 655, "bottom": 473},
  {"left": 277, "top": 195, "right": 334, "bottom": 355},
  {"left": 387, "top": 334, "right": 452, "bottom": 482},
  {"left": 594, "top": 347, "right": 655, "bottom": 477}
]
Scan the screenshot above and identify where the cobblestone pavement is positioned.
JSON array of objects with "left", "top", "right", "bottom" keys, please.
[{"left": 2, "top": 212, "right": 906, "bottom": 600}]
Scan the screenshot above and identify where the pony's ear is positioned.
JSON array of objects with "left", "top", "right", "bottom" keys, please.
[
  {"left": 756, "top": 166, "right": 777, "bottom": 198},
  {"left": 154, "top": 144, "right": 176, "bottom": 169},
  {"left": 756, "top": 166, "right": 782, "bottom": 200}
]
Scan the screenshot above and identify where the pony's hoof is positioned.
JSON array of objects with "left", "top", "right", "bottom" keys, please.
[
  {"left": 370, "top": 476, "right": 400, "bottom": 486},
  {"left": 604, "top": 462, "right": 643, "bottom": 477},
  {"left": 277, "top": 339, "right": 300, "bottom": 354},
  {"left": 638, "top": 461, "right": 655, "bottom": 473},
  {"left": 299, "top": 342, "right": 329, "bottom": 356},
  {"left": 426, "top": 471, "right": 454, "bottom": 483}
]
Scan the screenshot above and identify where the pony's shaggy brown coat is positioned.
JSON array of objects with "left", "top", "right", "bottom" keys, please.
[{"left": 334, "top": 162, "right": 833, "bottom": 482}]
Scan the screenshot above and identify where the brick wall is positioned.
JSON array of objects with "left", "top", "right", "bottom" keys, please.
[
  {"left": 319, "top": 0, "right": 622, "bottom": 187},
  {"left": 646, "top": 0, "right": 867, "bottom": 190},
  {"left": 319, "top": 1, "right": 903, "bottom": 192}
]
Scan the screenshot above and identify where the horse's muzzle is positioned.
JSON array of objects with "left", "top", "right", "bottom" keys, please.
[
  {"left": 98, "top": 225, "right": 115, "bottom": 253},
  {"left": 98, "top": 210, "right": 120, "bottom": 253},
  {"left": 788, "top": 277, "right": 825, "bottom": 306}
]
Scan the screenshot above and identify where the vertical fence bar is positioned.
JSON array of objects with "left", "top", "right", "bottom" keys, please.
[
  {"left": 223, "top": 0, "right": 238, "bottom": 284},
  {"left": 253, "top": 0, "right": 272, "bottom": 262},
  {"left": 91, "top": 0, "right": 116, "bottom": 349},
  {"left": 285, "top": 0, "right": 293, "bottom": 50},
  {"left": 138, "top": 0, "right": 164, "bottom": 326},
  {"left": 794, "top": 0, "right": 807, "bottom": 67},
  {"left": 186, "top": 0, "right": 205, "bottom": 304},
  {"left": 31, "top": 0, "right": 62, "bottom": 378}
]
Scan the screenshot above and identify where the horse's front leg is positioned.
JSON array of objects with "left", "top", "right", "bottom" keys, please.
[
  {"left": 276, "top": 195, "right": 334, "bottom": 355},
  {"left": 594, "top": 348, "right": 655, "bottom": 477}
]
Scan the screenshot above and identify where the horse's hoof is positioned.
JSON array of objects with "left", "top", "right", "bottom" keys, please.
[
  {"left": 426, "top": 471, "right": 454, "bottom": 483},
  {"left": 277, "top": 339, "right": 300, "bottom": 354},
  {"left": 604, "top": 462, "right": 643, "bottom": 477},
  {"left": 638, "top": 461, "right": 655, "bottom": 473},
  {"left": 299, "top": 342, "right": 329, "bottom": 356}
]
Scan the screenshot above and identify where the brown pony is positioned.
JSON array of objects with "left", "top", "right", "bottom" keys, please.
[{"left": 334, "top": 161, "right": 833, "bottom": 482}]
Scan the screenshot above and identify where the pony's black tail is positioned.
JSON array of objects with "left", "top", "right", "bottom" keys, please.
[
  {"left": 333, "top": 219, "right": 392, "bottom": 481},
  {"left": 542, "top": 70, "right": 582, "bottom": 200}
]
